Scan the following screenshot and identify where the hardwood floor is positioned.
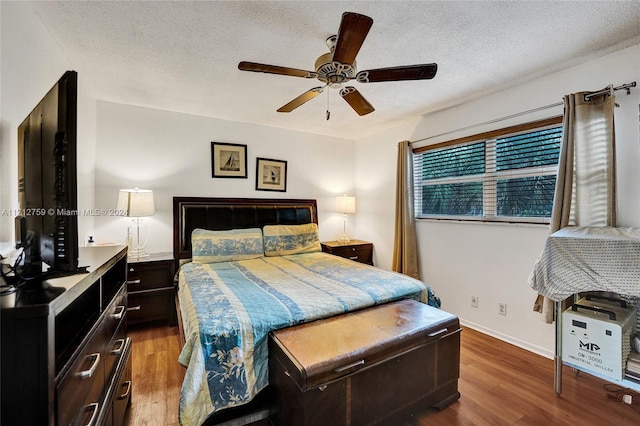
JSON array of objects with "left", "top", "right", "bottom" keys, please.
[
  {"left": 124, "top": 324, "right": 184, "bottom": 426},
  {"left": 125, "top": 324, "right": 640, "bottom": 425}
]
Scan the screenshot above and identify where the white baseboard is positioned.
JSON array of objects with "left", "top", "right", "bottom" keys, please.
[{"left": 460, "top": 319, "right": 554, "bottom": 360}]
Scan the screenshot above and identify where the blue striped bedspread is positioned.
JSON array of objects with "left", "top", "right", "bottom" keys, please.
[{"left": 177, "top": 252, "right": 440, "bottom": 425}]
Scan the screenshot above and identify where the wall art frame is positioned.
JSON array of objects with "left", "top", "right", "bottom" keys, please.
[
  {"left": 211, "top": 142, "right": 247, "bottom": 178},
  {"left": 255, "top": 157, "right": 287, "bottom": 192}
]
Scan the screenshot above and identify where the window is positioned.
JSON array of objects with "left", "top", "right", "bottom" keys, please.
[{"left": 413, "top": 117, "right": 563, "bottom": 223}]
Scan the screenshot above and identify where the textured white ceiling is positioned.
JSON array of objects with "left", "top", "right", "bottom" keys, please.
[{"left": 29, "top": 1, "right": 640, "bottom": 140}]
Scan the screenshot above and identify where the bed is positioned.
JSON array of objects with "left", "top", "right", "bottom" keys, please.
[{"left": 172, "top": 197, "right": 441, "bottom": 425}]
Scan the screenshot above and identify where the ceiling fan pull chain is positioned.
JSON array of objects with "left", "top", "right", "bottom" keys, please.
[{"left": 326, "top": 89, "right": 331, "bottom": 120}]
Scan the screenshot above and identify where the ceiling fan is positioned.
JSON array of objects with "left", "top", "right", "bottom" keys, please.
[{"left": 238, "top": 12, "right": 437, "bottom": 118}]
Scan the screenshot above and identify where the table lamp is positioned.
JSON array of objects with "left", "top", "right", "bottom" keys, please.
[
  {"left": 117, "top": 188, "right": 155, "bottom": 258},
  {"left": 336, "top": 195, "right": 356, "bottom": 243}
]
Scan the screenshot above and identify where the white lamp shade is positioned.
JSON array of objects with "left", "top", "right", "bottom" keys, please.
[
  {"left": 335, "top": 195, "right": 356, "bottom": 214},
  {"left": 117, "top": 188, "right": 155, "bottom": 217}
]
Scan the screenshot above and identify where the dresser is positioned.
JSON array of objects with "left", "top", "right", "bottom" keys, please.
[
  {"left": 1, "top": 246, "right": 131, "bottom": 426},
  {"left": 126, "top": 252, "right": 176, "bottom": 326},
  {"left": 320, "top": 240, "right": 373, "bottom": 265}
]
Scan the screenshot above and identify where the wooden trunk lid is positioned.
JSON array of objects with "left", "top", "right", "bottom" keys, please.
[{"left": 269, "top": 299, "right": 460, "bottom": 391}]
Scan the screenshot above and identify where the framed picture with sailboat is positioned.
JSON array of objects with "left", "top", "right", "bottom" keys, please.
[
  {"left": 256, "top": 157, "right": 287, "bottom": 192},
  {"left": 211, "top": 142, "right": 247, "bottom": 178}
]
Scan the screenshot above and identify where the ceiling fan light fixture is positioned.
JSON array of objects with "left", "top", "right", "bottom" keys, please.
[
  {"left": 237, "top": 11, "right": 437, "bottom": 116},
  {"left": 314, "top": 49, "right": 357, "bottom": 88}
]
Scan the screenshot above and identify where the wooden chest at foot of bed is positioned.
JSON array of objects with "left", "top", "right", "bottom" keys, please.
[{"left": 268, "top": 299, "right": 461, "bottom": 426}]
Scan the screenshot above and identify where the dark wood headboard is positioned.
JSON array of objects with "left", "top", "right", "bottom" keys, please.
[{"left": 173, "top": 197, "right": 319, "bottom": 261}]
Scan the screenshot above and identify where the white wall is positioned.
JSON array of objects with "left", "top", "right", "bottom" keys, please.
[
  {"left": 355, "top": 43, "right": 640, "bottom": 357},
  {"left": 76, "top": 83, "right": 98, "bottom": 246},
  {"left": 92, "top": 101, "right": 356, "bottom": 253},
  {"left": 0, "top": 2, "right": 96, "bottom": 249}
]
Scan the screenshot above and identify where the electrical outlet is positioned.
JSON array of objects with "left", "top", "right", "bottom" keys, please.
[
  {"left": 498, "top": 303, "right": 507, "bottom": 316},
  {"left": 471, "top": 296, "right": 478, "bottom": 308}
]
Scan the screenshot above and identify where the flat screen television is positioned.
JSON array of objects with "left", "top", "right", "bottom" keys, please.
[{"left": 16, "top": 70, "right": 81, "bottom": 279}]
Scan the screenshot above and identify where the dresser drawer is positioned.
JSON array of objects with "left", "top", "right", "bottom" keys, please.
[
  {"left": 127, "top": 260, "right": 174, "bottom": 291},
  {"left": 127, "top": 255, "right": 176, "bottom": 326},
  {"left": 331, "top": 245, "right": 371, "bottom": 262},
  {"left": 103, "top": 286, "right": 127, "bottom": 373},
  {"left": 128, "top": 288, "right": 174, "bottom": 325},
  {"left": 321, "top": 241, "right": 373, "bottom": 265},
  {"left": 112, "top": 340, "right": 133, "bottom": 426},
  {"left": 103, "top": 286, "right": 127, "bottom": 340},
  {"left": 105, "top": 321, "right": 127, "bottom": 381},
  {"left": 57, "top": 322, "right": 107, "bottom": 426},
  {"left": 72, "top": 369, "right": 105, "bottom": 426}
]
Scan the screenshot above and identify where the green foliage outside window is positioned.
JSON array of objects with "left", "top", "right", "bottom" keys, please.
[{"left": 415, "top": 126, "right": 562, "bottom": 222}]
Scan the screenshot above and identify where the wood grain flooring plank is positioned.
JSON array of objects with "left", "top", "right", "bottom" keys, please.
[{"left": 124, "top": 324, "right": 640, "bottom": 425}]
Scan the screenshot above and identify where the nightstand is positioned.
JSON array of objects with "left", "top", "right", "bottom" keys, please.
[
  {"left": 321, "top": 240, "right": 374, "bottom": 265},
  {"left": 127, "top": 252, "right": 176, "bottom": 326}
]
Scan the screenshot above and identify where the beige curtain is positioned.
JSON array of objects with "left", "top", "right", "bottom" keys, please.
[
  {"left": 533, "top": 86, "right": 617, "bottom": 322},
  {"left": 392, "top": 140, "right": 420, "bottom": 279}
]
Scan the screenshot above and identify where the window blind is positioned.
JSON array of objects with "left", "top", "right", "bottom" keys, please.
[{"left": 413, "top": 119, "right": 562, "bottom": 223}]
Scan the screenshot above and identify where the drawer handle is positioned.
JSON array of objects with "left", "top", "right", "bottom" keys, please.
[
  {"left": 112, "top": 305, "right": 126, "bottom": 320},
  {"left": 349, "top": 256, "right": 358, "bottom": 260},
  {"left": 427, "top": 328, "right": 448, "bottom": 338},
  {"left": 129, "top": 267, "right": 135, "bottom": 272},
  {"left": 334, "top": 359, "right": 365, "bottom": 373},
  {"left": 128, "top": 305, "right": 141, "bottom": 311},
  {"left": 76, "top": 353, "right": 100, "bottom": 379},
  {"left": 83, "top": 402, "right": 100, "bottom": 426},
  {"left": 118, "top": 380, "right": 132, "bottom": 400},
  {"left": 111, "top": 338, "right": 125, "bottom": 355},
  {"left": 127, "top": 279, "right": 141, "bottom": 285}
]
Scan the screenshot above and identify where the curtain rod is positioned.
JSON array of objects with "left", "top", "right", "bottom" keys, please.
[
  {"left": 584, "top": 81, "right": 636, "bottom": 101},
  {"left": 412, "top": 81, "right": 637, "bottom": 145},
  {"left": 412, "top": 101, "right": 563, "bottom": 144}
]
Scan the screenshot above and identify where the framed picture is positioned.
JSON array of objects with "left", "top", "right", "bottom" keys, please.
[
  {"left": 256, "top": 157, "right": 287, "bottom": 192},
  {"left": 211, "top": 142, "right": 247, "bottom": 178}
]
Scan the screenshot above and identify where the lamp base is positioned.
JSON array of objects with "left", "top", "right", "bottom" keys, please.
[
  {"left": 338, "top": 213, "right": 351, "bottom": 244},
  {"left": 127, "top": 247, "right": 150, "bottom": 259},
  {"left": 126, "top": 222, "right": 149, "bottom": 259},
  {"left": 337, "top": 234, "right": 351, "bottom": 244}
]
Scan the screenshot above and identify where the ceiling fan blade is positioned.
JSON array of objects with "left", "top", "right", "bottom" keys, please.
[
  {"left": 238, "top": 61, "right": 316, "bottom": 78},
  {"left": 277, "top": 87, "right": 324, "bottom": 113},
  {"left": 332, "top": 12, "right": 373, "bottom": 65},
  {"left": 340, "top": 86, "right": 375, "bottom": 116},
  {"left": 356, "top": 64, "right": 438, "bottom": 83}
]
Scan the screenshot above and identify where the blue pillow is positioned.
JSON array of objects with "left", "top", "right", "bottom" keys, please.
[
  {"left": 191, "top": 228, "right": 263, "bottom": 263},
  {"left": 263, "top": 223, "right": 321, "bottom": 256}
]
